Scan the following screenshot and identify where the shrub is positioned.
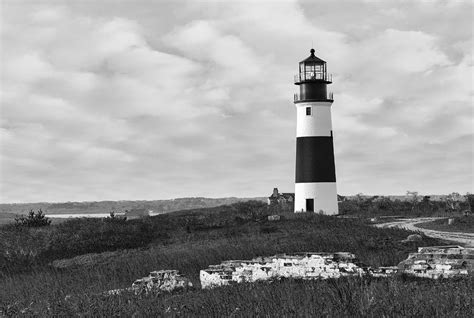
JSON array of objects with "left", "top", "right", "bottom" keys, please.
[
  {"left": 232, "top": 200, "right": 270, "bottom": 220},
  {"left": 339, "top": 195, "right": 471, "bottom": 217},
  {"left": 108, "top": 211, "right": 127, "bottom": 222},
  {"left": 14, "top": 209, "right": 51, "bottom": 227}
]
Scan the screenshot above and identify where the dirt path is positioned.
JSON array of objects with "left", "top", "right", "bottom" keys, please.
[{"left": 375, "top": 218, "right": 474, "bottom": 247}]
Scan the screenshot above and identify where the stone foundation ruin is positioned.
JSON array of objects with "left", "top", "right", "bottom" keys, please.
[
  {"left": 131, "top": 270, "right": 193, "bottom": 295},
  {"left": 398, "top": 245, "right": 474, "bottom": 279},
  {"left": 200, "top": 252, "right": 365, "bottom": 289},
  {"left": 102, "top": 246, "right": 473, "bottom": 296},
  {"left": 200, "top": 246, "right": 474, "bottom": 289}
]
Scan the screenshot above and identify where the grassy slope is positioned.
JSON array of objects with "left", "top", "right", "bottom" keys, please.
[
  {"left": 0, "top": 202, "right": 470, "bottom": 316},
  {"left": 0, "top": 197, "right": 267, "bottom": 226},
  {"left": 0, "top": 197, "right": 267, "bottom": 216},
  {"left": 51, "top": 277, "right": 473, "bottom": 317},
  {"left": 416, "top": 216, "right": 474, "bottom": 234}
]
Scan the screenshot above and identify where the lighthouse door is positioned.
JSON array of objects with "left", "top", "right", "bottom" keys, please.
[{"left": 306, "top": 199, "right": 314, "bottom": 212}]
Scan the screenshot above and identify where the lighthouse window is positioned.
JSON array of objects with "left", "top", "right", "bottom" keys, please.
[{"left": 306, "top": 107, "right": 312, "bottom": 116}]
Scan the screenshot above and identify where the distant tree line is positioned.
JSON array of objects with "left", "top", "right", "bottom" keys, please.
[{"left": 339, "top": 192, "right": 473, "bottom": 217}]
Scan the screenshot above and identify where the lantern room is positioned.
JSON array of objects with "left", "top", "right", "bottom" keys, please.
[{"left": 295, "top": 48, "right": 332, "bottom": 84}]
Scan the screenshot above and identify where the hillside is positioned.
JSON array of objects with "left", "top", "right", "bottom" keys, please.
[
  {"left": 2, "top": 201, "right": 471, "bottom": 316},
  {"left": 0, "top": 196, "right": 267, "bottom": 221}
]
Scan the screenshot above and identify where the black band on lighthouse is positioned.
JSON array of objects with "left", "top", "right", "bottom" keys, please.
[{"left": 295, "top": 136, "right": 336, "bottom": 183}]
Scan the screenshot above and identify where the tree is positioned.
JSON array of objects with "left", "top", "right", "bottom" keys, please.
[
  {"left": 465, "top": 193, "right": 473, "bottom": 215},
  {"left": 108, "top": 210, "right": 127, "bottom": 222},
  {"left": 355, "top": 193, "right": 365, "bottom": 203},
  {"left": 376, "top": 196, "right": 394, "bottom": 212},
  {"left": 15, "top": 209, "right": 51, "bottom": 227},
  {"left": 420, "top": 195, "right": 434, "bottom": 214},
  {"left": 445, "top": 192, "right": 462, "bottom": 212},
  {"left": 406, "top": 191, "right": 420, "bottom": 213}
]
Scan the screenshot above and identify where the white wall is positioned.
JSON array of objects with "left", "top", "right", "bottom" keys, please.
[
  {"left": 296, "top": 101, "right": 333, "bottom": 137},
  {"left": 294, "top": 182, "right": 338, "bottom": 215}
]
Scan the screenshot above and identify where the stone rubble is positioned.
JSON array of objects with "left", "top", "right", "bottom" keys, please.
[
  {"left": 103, "top": 270, "right": 193, "bottom": 296},
  {"left": 200, "top": 252, "right": 365, "bottom": 289},
  {"left": 100, "top": 246, "right": 473, "bottom": 296},
  {"left": 401, "top": 234, "right": 423, "bottom": 243},
  {"left": 366, "top": 266, "right": 399, "bottom": 277},
  {"left": 398, "top": 245, "right": 473, "bottom": 279},
  {"left": 132, "top": 270, "right": 193, "bottom": 295},
  {"left": 200, "top": 246, "right": 474, "bottom": 289},
  {"left": 267, "top": 215, "right": 281, "bottom": 221}
]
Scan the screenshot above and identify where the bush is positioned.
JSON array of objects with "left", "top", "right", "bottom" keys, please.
[
  {"left": 14, "top": 209, "right": 51, "bottom": 227},
  {"left": 232, "top": 200, "right": 270, "bottom": 220}
]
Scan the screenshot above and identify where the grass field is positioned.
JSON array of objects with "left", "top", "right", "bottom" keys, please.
[
  {"left": 416, "top": 216, "right": 474, "bottom": 234},
  {"left": 1, "top": 201, "right": 471, "bottom": 316}
]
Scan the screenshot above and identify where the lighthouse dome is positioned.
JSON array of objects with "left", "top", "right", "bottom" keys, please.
[{"left": 300, "top": 48, "right": 326, "bottom": 64}]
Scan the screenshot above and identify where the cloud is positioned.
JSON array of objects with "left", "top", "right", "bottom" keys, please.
[
  {"left": 0, "top": 0, "right": 472, "bottom": 202},
  {"left": 353, "top": 29, "right": 450, "bottom": 74}
]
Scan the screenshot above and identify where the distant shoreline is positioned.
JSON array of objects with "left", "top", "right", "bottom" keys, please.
[{"left": 46, "top": 213, "right": 126, "bottom": 219}]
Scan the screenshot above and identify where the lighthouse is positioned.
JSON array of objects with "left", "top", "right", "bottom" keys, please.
[{"left": 293, "top": 49, "right": 338, "bottom": 214}]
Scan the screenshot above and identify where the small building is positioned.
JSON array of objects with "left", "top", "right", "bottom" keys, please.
[{"left": 268, "top": 188, "right": 294, "bottom": 207}]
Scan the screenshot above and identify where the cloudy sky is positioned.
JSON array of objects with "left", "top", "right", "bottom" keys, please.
[{"left": 0, "top": 0, "right": 472, "bottom": 203}]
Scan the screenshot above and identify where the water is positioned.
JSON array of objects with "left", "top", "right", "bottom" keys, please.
[
  {"left": 46, "top": 212, "right": 162, "bottom": 218},
  {"left": 46, "top": 213, "right": 126, "bottom": 218}
]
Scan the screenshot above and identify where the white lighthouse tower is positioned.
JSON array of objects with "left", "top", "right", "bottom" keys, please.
[{"left": 293, "top": 49, "right": 338, "bottom": 215}]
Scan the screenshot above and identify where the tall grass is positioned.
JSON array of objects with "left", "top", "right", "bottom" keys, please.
[
  {"left": 4, "top": 277, "right": 472, "bottom": 317},
  {"left": 0, "top": 202, "right": 464, "bottom": 316}
]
